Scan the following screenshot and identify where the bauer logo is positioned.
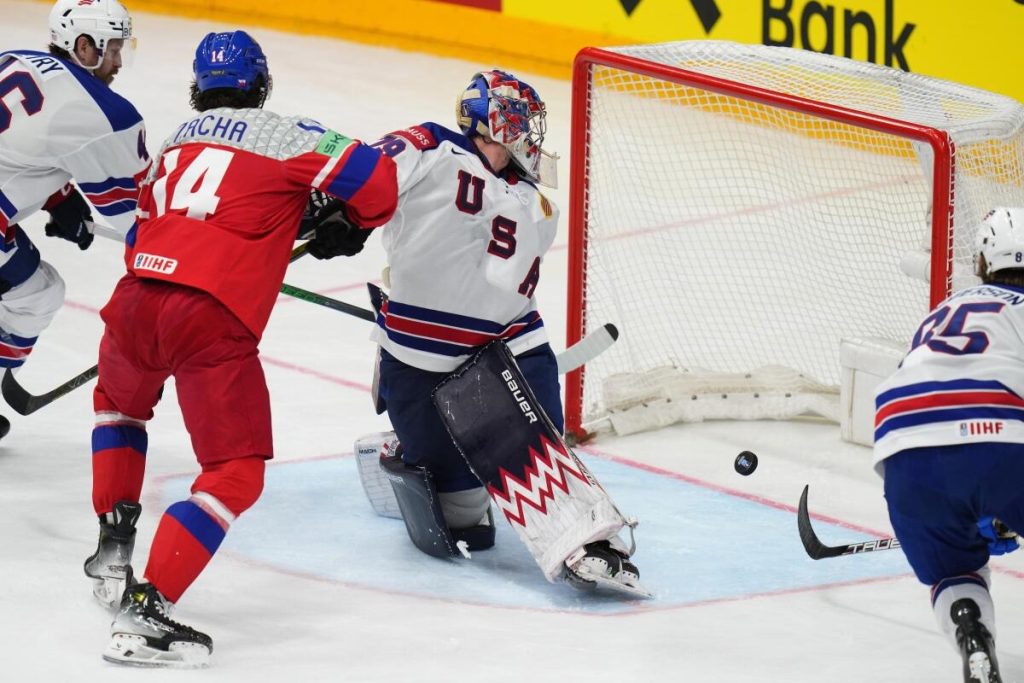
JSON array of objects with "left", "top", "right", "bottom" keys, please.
[
  {"left": 959, "top": 421, "right": 1005, "bottom": 437},
  {"left": 134, "top": 253, "right": 178, "bottom": 274},
  {"left": 501, "top": 369, "right": 539, "bottom": 424}
]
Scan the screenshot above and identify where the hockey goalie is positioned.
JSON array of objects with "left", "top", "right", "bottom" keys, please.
[{"left": 357, "top": 340, "right": 649, "bottom": 598}]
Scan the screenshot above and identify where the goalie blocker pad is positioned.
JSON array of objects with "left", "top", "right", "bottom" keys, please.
[
  {"left": 380, "top": 453, "right": 495, "bottom": 558},
  {"left": 432, "top": 341, "right": 631, "bottom": 582}
]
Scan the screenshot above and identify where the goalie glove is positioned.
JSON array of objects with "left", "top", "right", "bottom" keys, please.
[
  {"left": 43, "top": 183, "right": 94, "bottom": 251},
  {"left": 307, "top": 201, "right": 373, "bottom": 260}
]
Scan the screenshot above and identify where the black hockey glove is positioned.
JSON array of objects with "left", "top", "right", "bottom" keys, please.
[
  {"left": 43, "top": 185, "right": 94, "bottom": 251},
  {"left": 307, "top": 202, "right": 373, "bottom": 260},
  {"left": 297, "top": 189, "right": 332, "bottom": 239}
]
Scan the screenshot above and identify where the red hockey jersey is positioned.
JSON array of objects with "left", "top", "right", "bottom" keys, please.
[{"left": 131, "top": 108, "right": 397, "bottom": 338}]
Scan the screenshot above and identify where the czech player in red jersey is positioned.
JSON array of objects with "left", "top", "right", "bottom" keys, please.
[{"left": 83, "top": 31, "right": 398, "bottom": 668}]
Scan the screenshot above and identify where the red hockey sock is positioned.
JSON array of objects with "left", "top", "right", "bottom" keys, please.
[
  {"left": 145, "top": 457, "right": 265, "bottom": 602},
  {"left": 91, "top": 420, "right": 147, "bottom": 515}
]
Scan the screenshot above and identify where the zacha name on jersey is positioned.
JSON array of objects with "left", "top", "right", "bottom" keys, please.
[{"left": 172, "top": 114, "right": 248, "bottom": 145}]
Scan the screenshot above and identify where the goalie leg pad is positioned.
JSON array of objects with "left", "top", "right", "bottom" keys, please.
[
  {"left": 432, "top": 341, "right": 634, "bottom": 582},
  {"left": 380, "top": 453, "right": 460, "bottom": 558}
]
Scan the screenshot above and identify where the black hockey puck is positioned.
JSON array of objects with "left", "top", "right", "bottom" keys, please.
[{"left": 734, "top": 450, "right": 758, "bottom": 476}]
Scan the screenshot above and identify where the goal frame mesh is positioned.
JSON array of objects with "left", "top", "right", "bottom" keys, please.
[{"left": 564, "top": 45, "right": 956, "bottom": 440}]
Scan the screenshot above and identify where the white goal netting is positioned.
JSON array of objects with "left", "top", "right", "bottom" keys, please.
[{"left": 569, "top": 41, "right": 1024, "bottom": 436}]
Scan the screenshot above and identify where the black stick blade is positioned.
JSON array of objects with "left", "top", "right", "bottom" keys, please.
[
  {"left": 798, "top": 484, "right": 839, "bottom": 559},
  {"left": 797, "top": 484, "right": 902, "bottom": 560},
  {"left": 2, "top": 365, "right": 98, "bottom": 416}
]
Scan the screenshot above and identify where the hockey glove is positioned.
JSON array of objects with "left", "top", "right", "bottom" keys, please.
[
  {"left": 307, "top": 202, "right": 372, "bottom": 260},
  {"left": 297, "top": 189, "right": 332, "bottom": 239},
  {"left": 978, "top": 516, "right": 1019, "bottom": 556},
  {"left": 43, "top": 184, "right": 94, "bottom": 251}
]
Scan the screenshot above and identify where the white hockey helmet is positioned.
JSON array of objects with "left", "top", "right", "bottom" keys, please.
[
  {"left": 974, "top": 207, "right": 1024, "bottom": 277},
  {"left": 49, "top": 0, "right": 133, "bottom": 59}
]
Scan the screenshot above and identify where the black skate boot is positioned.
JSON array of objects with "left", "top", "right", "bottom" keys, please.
[
  {"left": 103, "top": 571, "right": 212, "bottom": 668},
  {"left": 84, "top": 500, "right": 141, "bottom": 608},
  {"left": 951, "top": 598, "right": 1002, "bottom": 683},
  {"left": 564, "top": 540, "right": 651, "bottom": 598}
]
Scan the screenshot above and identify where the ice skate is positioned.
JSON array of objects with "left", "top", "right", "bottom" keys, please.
[
  {"left": 952, "top": 598, "right": 1002, "bottom": 683},
  {"left": 84, "top": 500, "right": 141, "bottom": 608},
  {"left": 564, "top": 540, "right": 651, "bottom": 599},
  {"left": 103, "top": 573, "right": 212, "bottom": 669}
]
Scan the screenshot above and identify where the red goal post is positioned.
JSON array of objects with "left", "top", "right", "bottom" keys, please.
[{"left": 564, "top": 42, "right": 1024, "bottom": 440}]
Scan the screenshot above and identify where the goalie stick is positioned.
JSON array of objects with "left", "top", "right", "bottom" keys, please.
[
  {"left": 797, "top": 484, "right": 901, "bottom": 559},
  {"left": 556, "top": 323, "right": 617, "bottom": 375},
  {"left": 1, "top": 242, "right": 311, "bottom": 416}
]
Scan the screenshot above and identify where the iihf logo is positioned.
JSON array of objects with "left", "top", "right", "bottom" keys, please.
[{"left": 960, "top": 421, "right": 1004, "bottom": 437}]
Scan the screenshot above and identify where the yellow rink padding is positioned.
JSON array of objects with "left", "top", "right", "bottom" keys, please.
[
  {"left": 104, "top": 0, "right": 633, "bottom": 80},
  {"left": 21, "top": 1, "right": 1024, "bottom": 101}
]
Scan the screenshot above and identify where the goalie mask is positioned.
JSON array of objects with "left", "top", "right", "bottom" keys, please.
[
  {"left": 193, "top": 31, "right": 271, "bottom": 106},
  {"left": 48, "top": 0, "right": 135, "bottom": 70},
  {"left": 974, "top": 207, "right": 1024, "bottom": 277},
  {"left": 457, "top": 70, "right": 558, "bottom": 188}
]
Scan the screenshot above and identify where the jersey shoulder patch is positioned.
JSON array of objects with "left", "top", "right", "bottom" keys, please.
[{"left": 388, "top": 122, "right": 475, "bottom": 154}]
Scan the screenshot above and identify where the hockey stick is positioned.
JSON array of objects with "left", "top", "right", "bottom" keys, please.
[
  {"left": 556, "top": 323, "right": 618, "bottom": 375},
  {"left": 1, "top": 364, "right": 98, "bottom": 416},
  {"left": 797, "top": 484, "right": 902, "bottom": 559},
  {"left": 1, "top": 242, "right": 312, "bottom": 416},
  {"left": 279, "top": 283, "right": 375, "bottom": 322}
]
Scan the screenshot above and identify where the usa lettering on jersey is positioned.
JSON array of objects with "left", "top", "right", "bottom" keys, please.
[{"left": 368, "top": 122, "right": 559, "bottom": 373}]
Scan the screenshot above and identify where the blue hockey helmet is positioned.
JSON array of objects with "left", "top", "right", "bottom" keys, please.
[
  {"left": 456, "top": 70, "right": 558, "bottom": 187},
  {"left": 193, "top": 31, "right": 270, "bottom": 99}
]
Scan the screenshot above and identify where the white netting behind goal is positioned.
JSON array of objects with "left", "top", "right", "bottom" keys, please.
[{"left": 569, "top": 41, "right": 1024, "bottom": 436}]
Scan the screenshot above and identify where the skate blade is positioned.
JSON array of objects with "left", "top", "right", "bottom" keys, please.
[
  {"left": 584, "top": 573, "right": 653, "bottom": 599},
  {"left": 103, "top": 634, "right": 210, "bottom": 669},
  {"left": 566, "top": 565, "right": 653, "bottom": 599}
]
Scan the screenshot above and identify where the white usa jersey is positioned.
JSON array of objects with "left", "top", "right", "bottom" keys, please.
[
  {"left": 874, "top": 283, "right": 1024, "bottom": 469},
  {"left": 369, "top": 123, "right": 558, "bottom": 373},
  {"left": 0, "top": 50, "right": 149, "bottom": 244}
]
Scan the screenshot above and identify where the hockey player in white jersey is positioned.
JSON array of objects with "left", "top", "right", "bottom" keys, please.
[
  {"left": 350, "top": 70, "right": 646, "bottom": 597},
  {"left": 0, "top": 0, "right": 148, "bottom": 432},
  {"left": 874, "top": 207, "right": 1024, "bottom": 682}
]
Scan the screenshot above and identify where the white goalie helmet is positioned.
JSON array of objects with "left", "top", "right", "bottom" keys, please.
[
  {"left": 49, "top": 0, "right": 133, "bottom": 59},
  {"left": 974, "top": 207, "right": 1024, "bottom": 277},
  {"left": 456, "top": 70, "right": 559, "bottom": 188}
]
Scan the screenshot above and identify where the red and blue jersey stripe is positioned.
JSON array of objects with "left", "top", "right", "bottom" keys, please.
[
  {"left": 875, "top": 378, "right": 1024, "bottom": 442},
  {"left": 0, "top": 329, "right": 38, "bottom": 368},
  {"left": 78, "top": 175, "right": 138, "bottom": 218},
  {"left": 377, "top": 298, "right": 544, "bottom": 358},
  {"left": 0, "top": 188, "right": 17, "bottom": 244}
]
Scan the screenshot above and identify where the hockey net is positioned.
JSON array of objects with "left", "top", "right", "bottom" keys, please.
[{"left": 565, "top": 41, "right": 1024, "bottom": 439}]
